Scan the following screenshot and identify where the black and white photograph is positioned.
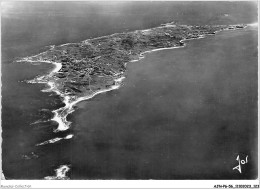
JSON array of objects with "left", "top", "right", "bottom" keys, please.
[{"left": 0, "top": 0, "right": 259, "bottom": 188}]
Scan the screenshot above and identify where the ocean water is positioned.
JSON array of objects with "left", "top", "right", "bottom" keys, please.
[
  {"left": 2, "top": 2, "right": 184, "bottom": 179},
  {"left": 68, "top": 27, "right": 258, "bottom": 179},
  {"left": 1, "top": 2, "right": 257, "bottom": 179}
]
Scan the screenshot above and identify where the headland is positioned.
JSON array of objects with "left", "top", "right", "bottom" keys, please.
[{"left": 18, "top": 22, "right": 247, "bottom": 133}]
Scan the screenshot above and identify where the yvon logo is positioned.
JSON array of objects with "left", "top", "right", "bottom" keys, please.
[{"left": 233, "top": 155, "right": 248, "bottom": 174}]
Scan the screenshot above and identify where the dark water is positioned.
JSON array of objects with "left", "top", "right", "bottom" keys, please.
[
  {"left": 68, "top": 28, "right": 258, "bottom": 179},
  {"left": 1, "top": 2, "right": 258, "bottom": 179}
]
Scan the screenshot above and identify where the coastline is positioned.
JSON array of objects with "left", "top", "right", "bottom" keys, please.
[
  {"left": 16, "top": 23, "right": 251, "bottom": 146},
  {"left": 18, "top": 58, "right": 126, "bottom": 134},
  {"left": 9, "top": 22, "right": 257, "bottom": 180},
  {"left": 27, "top": 34, "right": 210, "bottom": 135}
]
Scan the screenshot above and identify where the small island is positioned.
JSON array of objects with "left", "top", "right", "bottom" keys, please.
[{"left": 19, "top": 22, "right": 246, "bottom": 132}]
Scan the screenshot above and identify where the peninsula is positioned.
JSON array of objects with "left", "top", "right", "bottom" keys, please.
[{"left": 18, "top": 23, "right": 246, "bottom": 132}]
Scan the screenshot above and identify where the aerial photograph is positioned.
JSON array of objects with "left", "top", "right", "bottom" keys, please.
[{"left": 1, "top": 0, "right": 258, "bottom": 184}]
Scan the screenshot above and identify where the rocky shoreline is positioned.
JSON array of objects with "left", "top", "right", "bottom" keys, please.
[{"left": 18, "top": 22, "right": 246, "bottom": 133}]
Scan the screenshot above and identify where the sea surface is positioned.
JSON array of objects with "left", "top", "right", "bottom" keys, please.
[
  {"left": 68, "top": 27, "right": 258, "bottom": 179},
  {"left": 1, "top": 2, "right": 258, "bottom": 180}
]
